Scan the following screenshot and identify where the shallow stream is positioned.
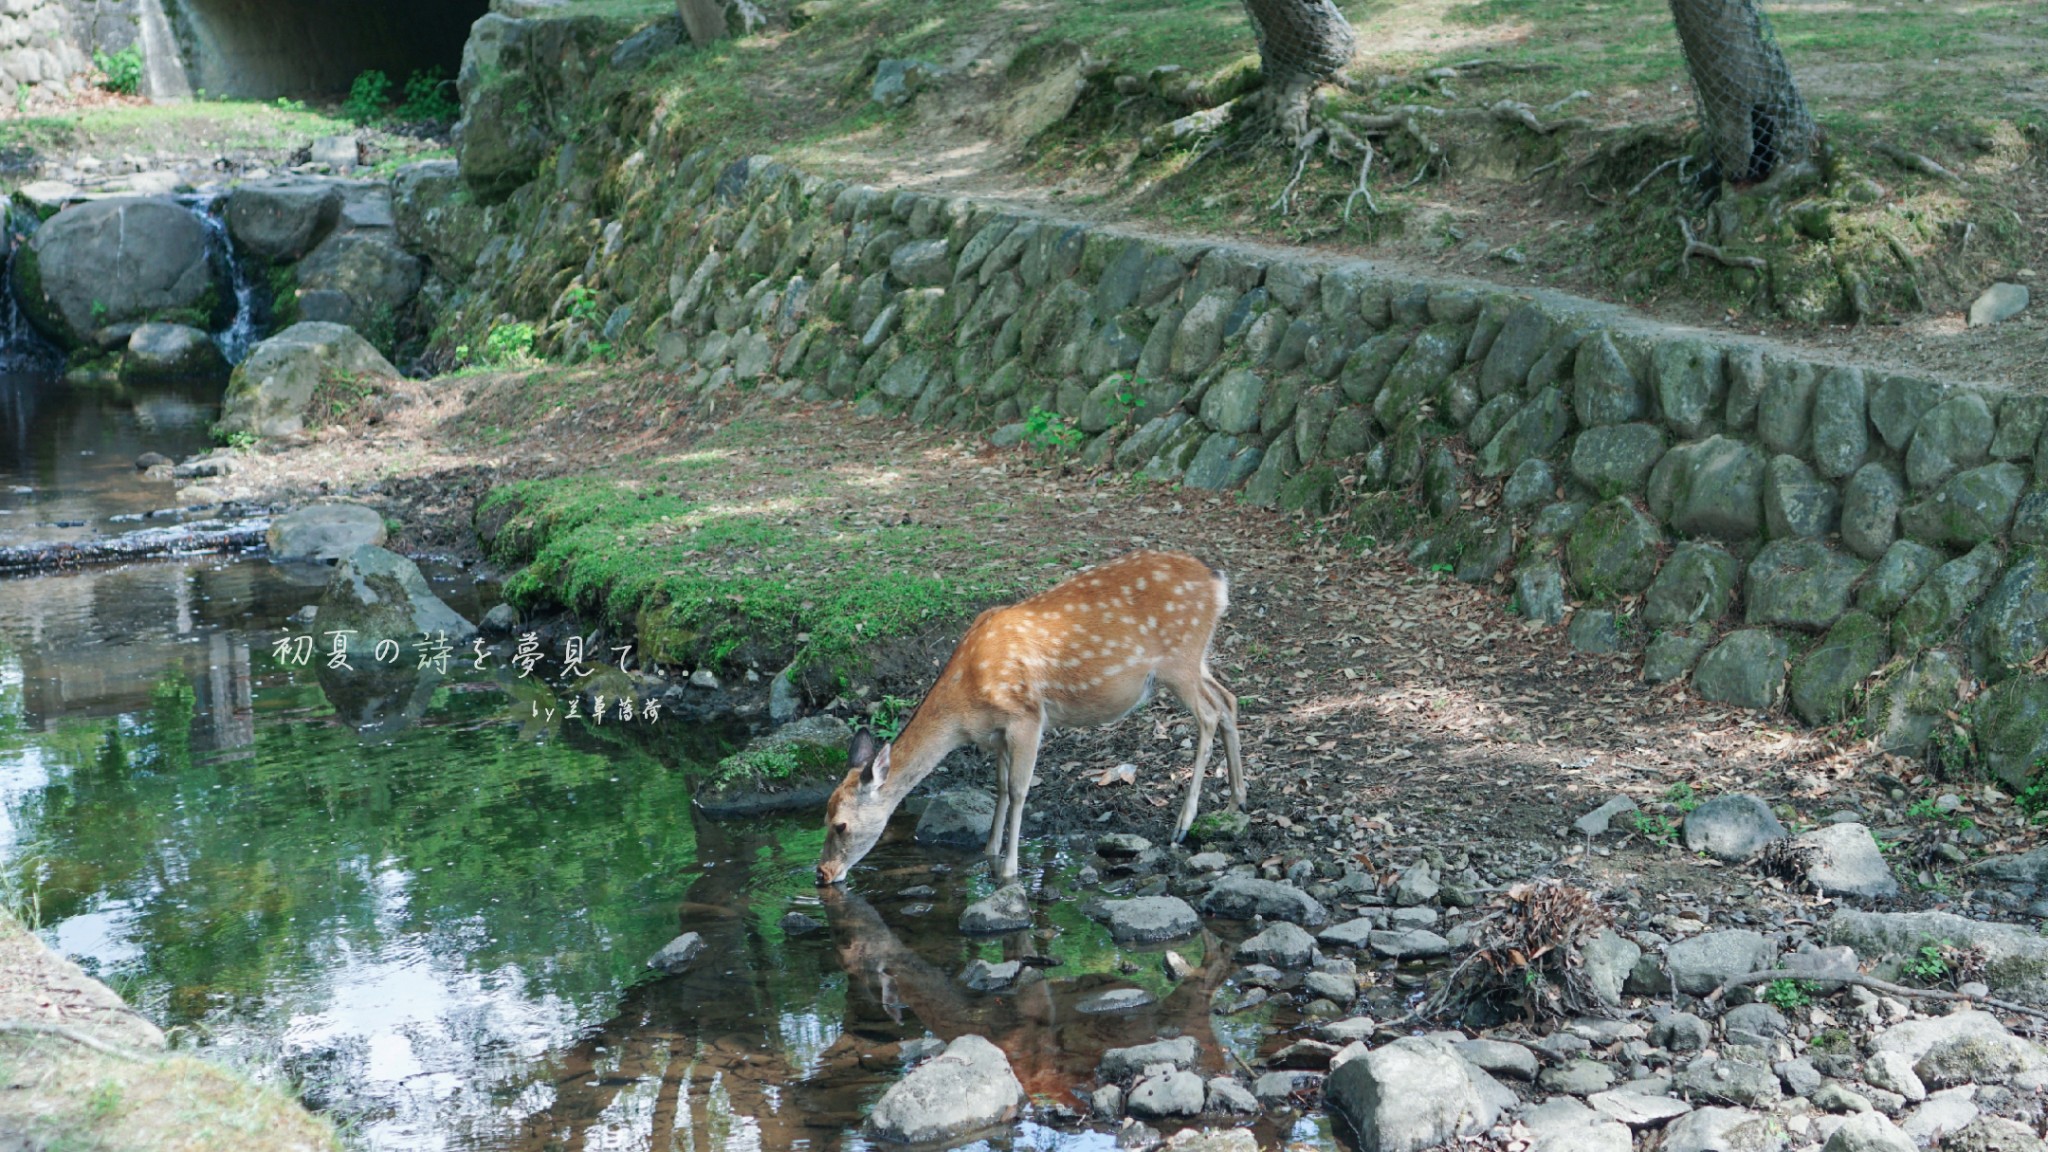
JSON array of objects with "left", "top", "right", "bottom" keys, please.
[{"left": 0, "top": 366, "right": 1340, "bottom": 1151}]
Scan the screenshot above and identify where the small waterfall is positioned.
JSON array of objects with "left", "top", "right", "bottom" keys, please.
[
  {"left": 0, "top": 205, "right": 60, "bottom": 374},
  {"left": 185, "top": 193, "right": 259, "bottom": 365}
]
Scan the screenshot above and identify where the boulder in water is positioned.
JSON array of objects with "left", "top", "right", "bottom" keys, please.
[
  {"left": 13, "top": 197, "right": 226, "bottom": 349},
  {"left": 315, "top": 545, "right": 477, "bottom": 658},
  {"left": 216, "top": 322, "right": 400, "bottom": 439},
  {"left": 865, "top": 1034, "right": 1025, "bottom": 1144},
  {"left": 268, "top": 502, "right": 388, "bottom": 564},
  {"left": 121, "top": 323, "right": 227, "bottom": 384},
  {"left": 224, "top": 178, "right": 342, "bottom": 262}
]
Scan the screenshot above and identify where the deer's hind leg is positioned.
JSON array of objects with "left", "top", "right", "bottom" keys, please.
[
  {"left": 1201, "top": 667, "right": 1244, "bottom": 809},
  {"left": 1158, "top": 663, "right": 1222, "bottom": 842}
]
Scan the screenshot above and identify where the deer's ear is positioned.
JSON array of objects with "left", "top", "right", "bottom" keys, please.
[
  {"left": 848, "top": 728, "right": 879, "bottom": 771},
  {"left": 861, "top": 743, "right": 892, "bottom": 790}
]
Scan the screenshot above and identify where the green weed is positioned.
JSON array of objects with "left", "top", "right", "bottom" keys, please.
[
  {"left": 343, "top": 70, "right": 393, "bottom": 124},
  {"left": 92, "top": 48, "right": 143, "bottom": 97},
  {"left": 1902, "top": 942, "right": 1950, "bottom": 984},
  {"left": 1022, "top": 405, "right": 1082, "bottom": 453},
  {"left": 1761, "top": 978, "right": 1814, "bottom": 1011}
]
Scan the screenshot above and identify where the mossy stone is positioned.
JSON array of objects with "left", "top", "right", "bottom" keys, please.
[
  {"left": 1643, "top": 541, "right": 1739, "bottom": 629},
  {"left": 1894, "top": 542, "right": 2004, "bottom": 655},
  {"left": 1973, "top": 546, "right": 2048, "bottom": 680},
  {"left": 1745, "top": 539, "right": 1864, "bottom": 632},
  {"left": 1566, "top": 498, "right": 1663, "bottom": 599},
  {"left": 1975, "top": 675, "right": 2048, "bottom": 789},
  {"left": 1694, "top": 629, "right": 1790, "bottom": 710},
  {"left": 1789, "top": 610, "right": 1890, "bottom": 726},
  {"left": 1856, "top": 539, "right": 1943, "bottom": 617},
  {"left": 1569, "top": 423, "right": 1667, "bottom": 495}
]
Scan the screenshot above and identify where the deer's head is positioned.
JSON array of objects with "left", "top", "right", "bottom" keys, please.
[{"left": 816, "top": 728, "right": 894, "bottom": 885}]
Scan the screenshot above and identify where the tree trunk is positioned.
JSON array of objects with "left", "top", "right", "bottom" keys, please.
[
  {"left": 1666, "top": 0, "right": 1815, "bottom": 185},
  {"left": 676, "top": 0, "right": 725, "bottom": 46},
  {"left": 1242, "top": 0, "right": 1357, "bottom": 140}
]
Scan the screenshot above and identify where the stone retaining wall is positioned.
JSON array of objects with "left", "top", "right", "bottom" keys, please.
[{"left": 420, "top": 12, "right": 2048, "bottom": 788}]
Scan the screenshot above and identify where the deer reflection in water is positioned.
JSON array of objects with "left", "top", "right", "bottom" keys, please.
[{"left": 507, "top": 861, "right": 1232, "bottom": 1152}]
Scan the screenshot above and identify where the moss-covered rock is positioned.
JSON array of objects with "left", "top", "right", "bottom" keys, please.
[
  {"left": 1975, "top": 675, "right": 2048, "bottom": 789},
  {"left": 1566, "top": 498, "right": 1662, "bottom": 599},
  {"left": 1744, "top": 539, "right": 1865, "bottom": 632},
  {"left": 1973, "top": 546, "right": 2048, "bottom": 680},
  {"left": 1864, "top": 651, "right": 1963, "bottom": 756},
  {"left": 1789, "top": 610, "right": 1890, "bottom": 726},
  {"left": 1694, "top": 629, "right": 1790, "bottom": 710},
  {"left": 1643, "top": 541, "right": 1739, "bottom": 629}
]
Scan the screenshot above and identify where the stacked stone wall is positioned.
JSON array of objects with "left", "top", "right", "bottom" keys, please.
[{"left": 423, "top": 13, "right": 2048, "bottom": 786}]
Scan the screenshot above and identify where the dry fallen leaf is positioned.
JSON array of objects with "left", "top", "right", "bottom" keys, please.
[{"left": 1096, "top": 762, "right": 1137, "bottom": 787}]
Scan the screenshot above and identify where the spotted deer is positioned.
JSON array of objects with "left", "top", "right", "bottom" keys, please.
[{"left": 815, "top": 550, "right": 1243, "bottom": 885}]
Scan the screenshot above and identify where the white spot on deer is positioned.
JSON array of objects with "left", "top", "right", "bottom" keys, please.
[{"left": 1135, "top": 578, "right": 1147, "bottom": 591}]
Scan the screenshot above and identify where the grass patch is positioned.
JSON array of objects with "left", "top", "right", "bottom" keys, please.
[{"left": 478, "top": 469, "right": 1017, "bottom": 680}]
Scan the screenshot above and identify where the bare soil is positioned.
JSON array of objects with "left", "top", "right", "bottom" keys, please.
[{"left": 192, "top": 367, "right": 2047, "bottom": 924}]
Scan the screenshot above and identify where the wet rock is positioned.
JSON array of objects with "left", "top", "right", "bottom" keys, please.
[
  {"left": 1304, "top": 970, "right": 1355, "bottom": 1002},
  {"left": 1522, "top": 1096, "right": 1631, "bottom": 1152},
  {"left": 1205, "top": 1077, "right": 1260, "bottom": 1115},
  {"left": 1238, "top": 921, "right": 1316, "bottom": 969},
  {"left": 913, "top": 789, "right": 996, "bottom": 846},
  {"left": 1161, "top": 1127, "right": 1256, "bottom": 1152},
  {"left": 1667, "top": 929, "right": 1775, "bottom": 995},
  {"left": 1101, "top": 1037, "right": 1198, "bottom": 1081},
  {"left": 16, "top": 197, "right": 225, "bottom": 349},
  {"left": 958, "top": 959, "right": 1023, "bottom": 992},
  {"left": 1103, "top": 895, "right": 1200, "bottom": 944},
  {"left": 122, "top": 322, "right": 226, "bottom": 384},
  {"left": 1659, "top": 1106, "right": 1783, "bottom": 1152},
  {"left": 316, "top": 545, "right": 477, "bottom": 656},
  {"left": 217, "top": 322, "right": 401, "bottom": 440},
  {"left": 1077, "top": 987, "right": 1156, "bottom": 1014},
  {"left": 226, "top": 178, "right": 342, "bottom": 262},
  {"left": 1794, "top": 823, "right": 1899, "bottom": 899},
  {"left": 1199, "top": 875, "right": 1327, "bottom": 926},
  {"left": 1693, "top": 630, "right": 1790, "bottom": 711},
  {"left": 267, "top": 502, "right": 388, "bottom": 564},
  {"left": 866, "top": 1033, "right": 1025, "bottom": 1144},
  {"left": 1969, "top": 283, "right": 2029, "bottom": 327},
  {"left": 1252, "top": 1069, "right": 1322, "bottom": 1109},
  {"left": 1366, "top": 928, "right": 1450, "bottom": 960},
  {"left": 1128, "top": 1070, "right": 1205, "bottom": 1119},
  {"left": 960, "top": 884, "right": 1031, "bottom": 933},
  {"left": 1325, "top": 1037, "right": 1515, "bottom": 1152},
  {"left": 780, "top": 911, "right": 823, "bottom": 934},
  {"left": 647, "top": 931, "right": 703, "bottom": 972}
]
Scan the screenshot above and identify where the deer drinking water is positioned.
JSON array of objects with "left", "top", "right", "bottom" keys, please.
[{"left": 815, "top": 550, "right": 1243, "bottom": 885}]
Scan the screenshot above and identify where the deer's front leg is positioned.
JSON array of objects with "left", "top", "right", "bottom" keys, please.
[
  {"left": 985, "top": 740, "right": 1011, "bottom": 860},
  {"left": 998, "top": 717, "right": 1044, "bottom": 880}
]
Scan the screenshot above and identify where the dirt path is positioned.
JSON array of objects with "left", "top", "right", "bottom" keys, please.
[{"left": 191, "top": 365, "right": 2043, "bottom": 918}]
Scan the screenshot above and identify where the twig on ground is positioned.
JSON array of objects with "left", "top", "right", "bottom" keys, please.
[
  {"left": 1677, "top": 216, "right": 1767, "bottom": 274},
  {"left": 0, "top": 1020, "right": 153, "bottom": 1062},
  {"left": 1873, "top": 140, "right": 1962, "bottom": 184},
  {"left": 1704, "top": 969, "right": 2048, "bottom": 1025},
  {"left": 1627, "top": 157, "right": 1684, "bottom": 199}
]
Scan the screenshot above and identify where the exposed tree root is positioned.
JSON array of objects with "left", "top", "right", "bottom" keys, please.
[
  {"left": 1873, "top": 140, "right": 1963, "bottom": 184},
  {"left": 1677, "top": 215, "right": 1767, "bottom": 273},
  {"left": 0, "top": 1020, "right": 153, "bottom": 1062},
  {"left": 1626, "top": 156, "right": 1686, "bottom": 199},
  {"left": 1704, "top": 969, "right": 2048, "bottom": 1026}
]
